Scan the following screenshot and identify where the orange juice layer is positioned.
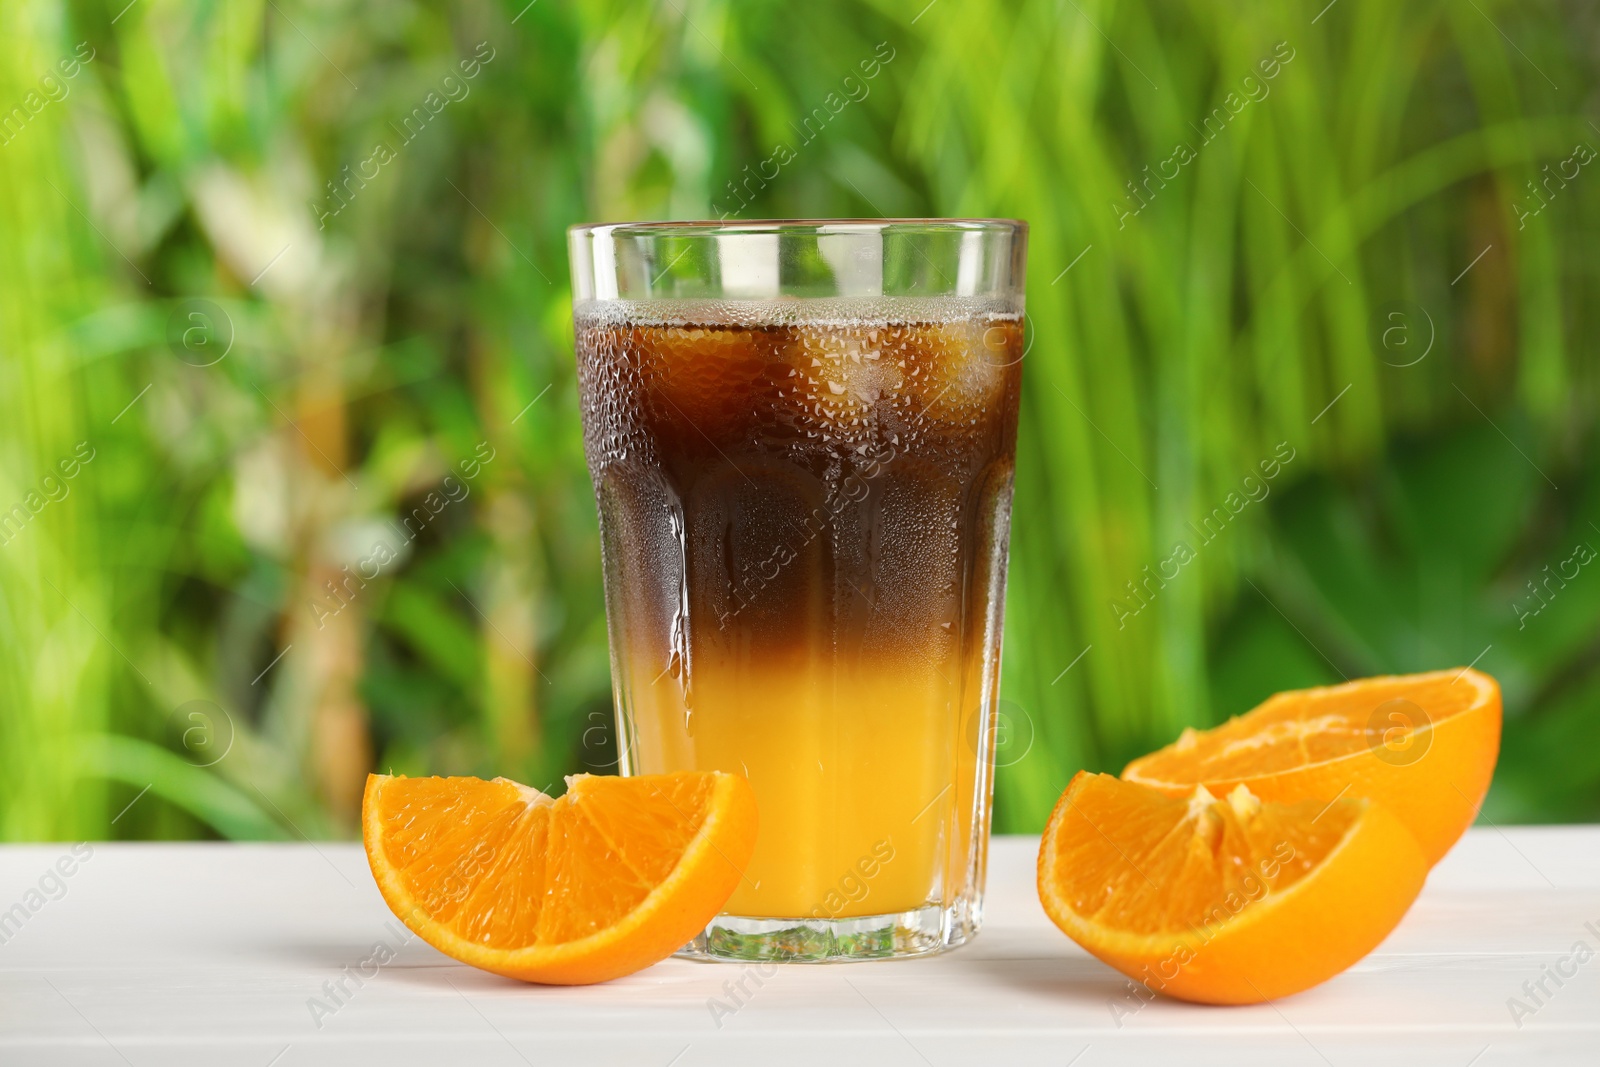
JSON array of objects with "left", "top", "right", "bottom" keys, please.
[{"left": 620, "top": 660, "right": 982, "bottom": 919}]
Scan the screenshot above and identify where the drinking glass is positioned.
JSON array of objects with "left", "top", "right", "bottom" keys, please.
[{"left": 568, "top": 219, "right": 1027, "bottom": 961}]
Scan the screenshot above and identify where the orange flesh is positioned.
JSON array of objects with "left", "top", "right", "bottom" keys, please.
[
  {"left": 1130, "top": 672, "right": 1483, "bottom": 785},
  {"left": 373, "top": 772, "right": 715, "bottom": 948},
  {"left": 1038, "top": 770, "right": 1431, "bottom": 1004},
  {"left": 1049, "top": 774, "right": 1360, "bottom": 936}
]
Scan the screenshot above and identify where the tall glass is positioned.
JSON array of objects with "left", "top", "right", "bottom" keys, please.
[{"left": 568, "top": 219, "right": 1027, "bottom": 961}]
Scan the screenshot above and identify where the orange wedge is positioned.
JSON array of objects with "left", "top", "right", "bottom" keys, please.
[
  {"left": 363, "top": 771, "right": 757, "bottom": 985},
  {"left": 1123, "top": 668, "right": 1501, "bottom": 864},
  {"left": 1038, "top": 772, "right": 1427, "bottom": 1004}
]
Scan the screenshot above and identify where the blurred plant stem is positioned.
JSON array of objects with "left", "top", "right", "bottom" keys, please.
[
  {"left": 289, "top": 341, "right": 372, "bottom": 826},
  {"left": 0, "top": 9, "right": 108, "bottom": 839}
]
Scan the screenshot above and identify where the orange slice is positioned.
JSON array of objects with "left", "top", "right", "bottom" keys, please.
[
  {"left": 363, "top": 771, "right": 757, "bottom": 985},
  {"left": 1123, "top": 668, "right": 1500, "bottom": 864},
  {"left": 1038, "top": 772, "right": 1427, "bottom": 1004}
]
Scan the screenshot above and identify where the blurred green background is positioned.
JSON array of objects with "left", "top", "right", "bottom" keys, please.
[{"left": 1, "top": 0, "right": 1596, "bottom": 843}]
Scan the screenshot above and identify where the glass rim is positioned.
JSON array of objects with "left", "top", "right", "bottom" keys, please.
[{"left": 569, "top": 218, "right": 1027, "bottom": 240}]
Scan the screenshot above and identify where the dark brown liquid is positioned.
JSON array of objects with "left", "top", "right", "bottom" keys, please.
[{"left": 575, "top": 304, "right": 1023, "bottom": 916}]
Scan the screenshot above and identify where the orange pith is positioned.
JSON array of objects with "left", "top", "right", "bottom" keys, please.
[
  {"left": 1123, "top": 668, "right": 1501, "bottom": 864},
  {"left": 1038, "top": 772, "right": 1428, "bottom": 1005},
  {"left": 362, "top": 771, "right": 757, "bottom": 985}
]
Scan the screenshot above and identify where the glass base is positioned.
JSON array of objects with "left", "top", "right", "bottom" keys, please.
[{"left": 678, "top": 902, "right": 979, "bottom": 963}]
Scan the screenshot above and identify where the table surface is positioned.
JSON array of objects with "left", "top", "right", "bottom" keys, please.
[{"left": 1, "top": 828, "right": 1596, "bottom": 1066}]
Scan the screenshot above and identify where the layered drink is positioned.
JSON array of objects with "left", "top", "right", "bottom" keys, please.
[{"left": 569, "top": 219, "right": 1027, "bottom": 960}]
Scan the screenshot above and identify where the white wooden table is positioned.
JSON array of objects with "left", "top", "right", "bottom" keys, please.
[{"left": 1, "top": 829, "right": 1596, "bottom": 1065}]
